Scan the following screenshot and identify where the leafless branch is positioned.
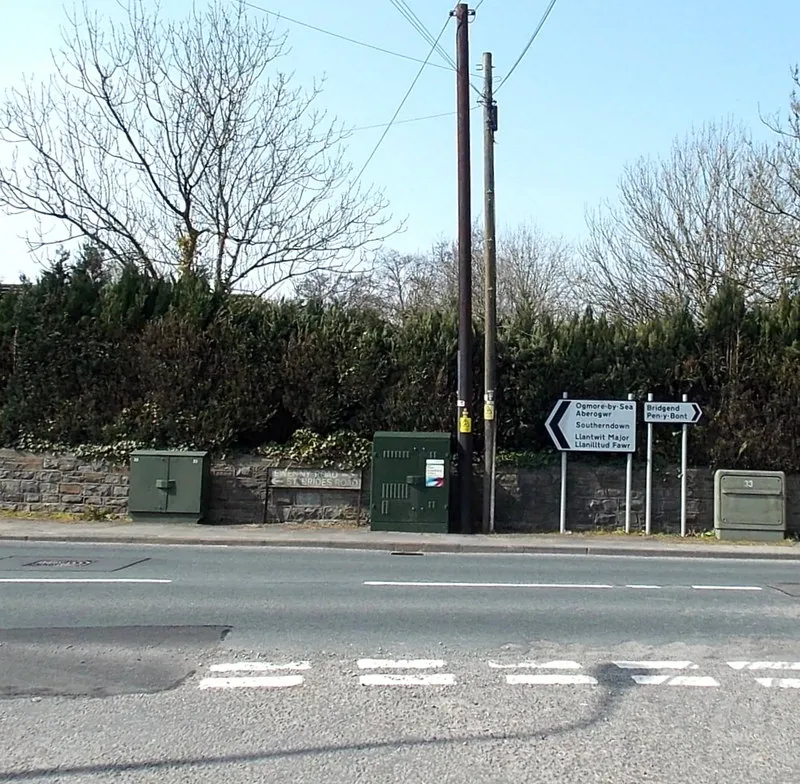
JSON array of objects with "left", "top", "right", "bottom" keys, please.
[{"left": 0, "top": 0, "right": 392, "bottom": 292}]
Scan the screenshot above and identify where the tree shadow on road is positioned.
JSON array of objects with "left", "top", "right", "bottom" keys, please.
[{"left": 0, "top": 663, "right": 635, "bottom": 782}]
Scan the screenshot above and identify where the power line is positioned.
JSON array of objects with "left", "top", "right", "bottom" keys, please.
[
  {"left": 475, "top": 0, "right": 488, "bottom": 9},
  {"left": 388, "top": 1, "right": 483, "bottom": 98},
  {"left": 389, "top": 0, "right": 455, "bottom": 70},
  {"left": 353, "top": 16, "right": 451, "bottom": 185},
  {"left": 352, "top": 110, "right": 455, "bottom": 132},
  {"left": 351, "top": 104, "right": 481, "bottom": 133},
  {"left": 242, "top": 1, "right": 455, "bottom": 72},
  {"left": 496, "top": 0, "right": 559, "bottom": 93}
]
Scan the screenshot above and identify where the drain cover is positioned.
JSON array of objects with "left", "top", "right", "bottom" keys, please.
[{"left": 23, "top": 559, "right": 94, "bottom": 568}]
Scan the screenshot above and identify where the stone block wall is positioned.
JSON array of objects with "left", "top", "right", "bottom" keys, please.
[
  {"left": 493, "top": 463, "right": 800, "bottom": 534},
  {"left": 0, "top": 450, "right": 129, "bottom": 516},
  {"left": 0, "top": 449, "right": 364, "bottom": 523},
  {"left": 208, "top": 457, "right": 365, "bottom": 524},
  {"left": 0, "top": 449, "right": 796, "bottom": 533}
]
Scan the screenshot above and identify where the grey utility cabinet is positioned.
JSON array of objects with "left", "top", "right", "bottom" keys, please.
[
  {"left": 128, "top": 450, "right": 211, "bottom": 523},
  {"left": 714, "top": 469, "right": 786, "bottom": 542}
]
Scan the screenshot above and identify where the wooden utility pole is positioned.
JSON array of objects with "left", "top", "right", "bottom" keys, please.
[
  {"left": 453, "top": 3, "right": 474, "bottom": 534},
  {"left": 481, "top": 51, "right": 498, "bottom": 535}
]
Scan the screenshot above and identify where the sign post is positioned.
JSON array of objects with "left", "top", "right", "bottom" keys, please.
[
  {"left": 644, "top": 397, "right": 702, "bottom": 537},
  {"left": 559, "top": 391, "right": 568, "bottom": 534},
  {"left": 546, "top": 396, "right": 637, "bottom": 533},
  {"left": 681, "top": 393, "right": 689, "bottom": 536},
  {"left": 645, "top": 393, "right": 653, "bottom": 535},
  {"left": 625, "top": 393, "right": 634, "bottom": 534}
]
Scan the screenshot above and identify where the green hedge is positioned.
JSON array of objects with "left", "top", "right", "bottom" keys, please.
[{"left": 2, "top": 251, "right": 800, "bottom": 471}]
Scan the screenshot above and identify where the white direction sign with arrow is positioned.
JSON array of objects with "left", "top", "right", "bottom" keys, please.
[
  {"left": 644, "top": 402, "right": 702, "bottom": 424},
  {"left": 545, "top": 399, "right": 637, "bottom": 452}
]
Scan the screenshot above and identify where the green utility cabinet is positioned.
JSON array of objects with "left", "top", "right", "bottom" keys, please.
[
  {"left": 128, "top": 450, "right": 211, "bottom": 523},
  {"left": 714, "top": 469, "right": 786, "bottom": 542},
  {"left": 370, "top": 431, "right": 452, "bottom": 533}
]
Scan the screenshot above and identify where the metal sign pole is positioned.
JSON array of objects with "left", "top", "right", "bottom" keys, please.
[
  {"left": 559, "top": 391, "right": 568, "bottom": 534},
  {"left": 645, "top": 392, "right": 653, "bottom": 535},
  {"left": 680, "top": 393, "right": 688, "bottom": 537},
  {"left": 625, "top": 392, "right": 634, "bottom": 534}
]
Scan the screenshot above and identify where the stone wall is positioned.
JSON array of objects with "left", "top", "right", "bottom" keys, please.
[
  {"left": 493, "top": 463, "right": 800, "bottom": 534},
  {"left": 209, "top": 457, "right": 365, "bottom": 525},
  {"left": 0, "top": 449, "right": 797, "bottom": 533},
  {"left": 0, "top": 449, "right": 364, "bottom": 524},
  {"left": 0, "top": 450, "right": 129, "bottom": 516}
]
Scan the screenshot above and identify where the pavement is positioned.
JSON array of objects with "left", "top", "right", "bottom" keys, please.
[
  {"left": 0, "top": 541, "right": 799, "bottom": 783},
  {"left": 0, "top": 515, "right": 799, "bottom": 559}
]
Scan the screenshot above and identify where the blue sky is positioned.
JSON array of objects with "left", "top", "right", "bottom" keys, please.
[{"left": 0, "top": 0, "right": 798, "bottom": 281}]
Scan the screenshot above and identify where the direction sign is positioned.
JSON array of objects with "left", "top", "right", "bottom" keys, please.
[
  {"left": 545, "top": 399, "right": 637, "bottom": 452},
  {"left": 644, "top": 402, "right": 702, "bottom": 424}
]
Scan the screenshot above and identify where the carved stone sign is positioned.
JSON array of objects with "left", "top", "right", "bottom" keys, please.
[{"left": 268, "top": 468, "right": 362, "bottom": 491}]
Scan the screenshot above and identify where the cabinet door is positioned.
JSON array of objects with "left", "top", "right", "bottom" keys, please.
[
  {"left": 165, "top": 456, "right": 204, "bottom": 515},
  {"left": 129, "top": 455, "right": 169, "bottom": 513}
]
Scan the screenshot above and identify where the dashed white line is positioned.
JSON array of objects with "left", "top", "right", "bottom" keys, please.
[
  {"left": 613, "top": 661, "right": 693, "bottom": 670},
  {"left": 665, "top": 676, "right": 719, "bottom": 687},
  {"left": 199, "top": 675, "right": 304, "bottom": 690},
  {"left": 363, "top": 581, "right": 614, "bottom": 589},
  {"left": 626, "top": 584, "right": 662, "bottom": 589},
  {"left": 728, "top": 661, "right": 800, "bottom": 671},
  {"left": 691, "top": 585, "right": 762, "bottom": 591},
  {"left": 631, "top": 675, "right": 671, "bottom": 685},
  {"left": 507, "top": 673, "right": 597, "bottom": 686},
  {"left": 755, "top": 678, "right": 800, "bottom": 689},
  {"left": 210, "top": 662, "right": 311, "bottom": 673},
  {"left": 359, "top": 674, "right": 455, "bottom": 687},
  {"left": 631, "top": 675, "right": 718, "bottom": 687},
  {"left": 488, "top": 660, "right": 581, "bottom": 670},
  {"left": 0, "top": 578, "right": 172, "bottom": 584}
]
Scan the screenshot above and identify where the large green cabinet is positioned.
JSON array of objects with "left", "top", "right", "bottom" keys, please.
[
  {"left": 128, "top": 450, "right": 211, "bottom": 523},
  {"left": 370, "top": 432, "right": 452, "bottom": 533}
]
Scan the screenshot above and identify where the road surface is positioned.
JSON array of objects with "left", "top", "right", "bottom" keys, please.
[{"left": 0, "top": 541, "right": 798, "bottom": 783}]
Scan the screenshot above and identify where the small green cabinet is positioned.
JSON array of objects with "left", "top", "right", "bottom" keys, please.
[
  {"left": 370, "top": 431, "right": 452, "bottom": 533},
  {"left": 128, "top": 450, "right": 210, "bottom": 523}
]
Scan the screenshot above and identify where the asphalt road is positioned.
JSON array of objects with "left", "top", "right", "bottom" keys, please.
[{"left": 0, "top": 541, "right": 798, "bottom": 783}]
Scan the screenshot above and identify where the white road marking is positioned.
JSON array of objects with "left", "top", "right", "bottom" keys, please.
[
  {"left": 728, "top": 661, "right": 800, "bottom": 671},
  {"left": 0, "top": 578, "right": 171, "bottom": 584},
  {"left": 363, "top": 581, "right": 613, "bottom": 589},
  {"left": 631, "top": 675, "right": 718, "bottom": 687},
  {"left": 359, "top": 674, "right": 455, "bottom": 687},
  {"left": 613, "top": 661, "right": 693, "bottom": 670},
  {"left": 755, "top": 678, "right": 800, "bottom": 689},
  {"left": 210, "top": 662, "right": 311, "bottom": 673},
  {"left": 691, "top": 585, "right": 762, "bottom": 591},
  {"left": 626, "top": 584, "right": 662, "bottom": 589},
  {"left": 631, "top": 675, "right": 670, "bottom": 685},
  {"left": 488, "top": 660, "right": 581, "bottom": 670},
  {"left": 357, "top": 658, "right": 445, "bottom": 670},
  {"left": 666, "top": 676, "right": 719, "bottom": 687},
  {"left": 507, "top": 674, "right": 597, "bottom": 686},
  {"left": 199, "top": 675, "right": 304, "bottom": 689}
]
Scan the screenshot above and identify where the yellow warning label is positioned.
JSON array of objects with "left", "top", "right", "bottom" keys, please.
[
  {"left": 484, "top": 402, "right": 495, "bottom": 421},
  {"left": 459, "top": 414, "right": 472, "bottom": 434}
]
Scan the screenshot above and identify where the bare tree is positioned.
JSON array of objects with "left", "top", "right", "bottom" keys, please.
[
  {"left": 0, "top": 0, "right": 389, "bottom": 293},
  {"left": 292, "top": 267, "right": 383, "bottom": 310},
  {"left": 294, "top": 222, "right": 580, "bottom": 322},
  {"left": 580, "top": 121, "right": 798, "bottom": 322},
  {"left": 397, "top": 224, "right": 579, "bottom": 320},
  {"left": 494, "top": 224, "right": 577, "bottom": 318},
  {"left": 745, "top": 68, "right": 800, "bottom": 289}
]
